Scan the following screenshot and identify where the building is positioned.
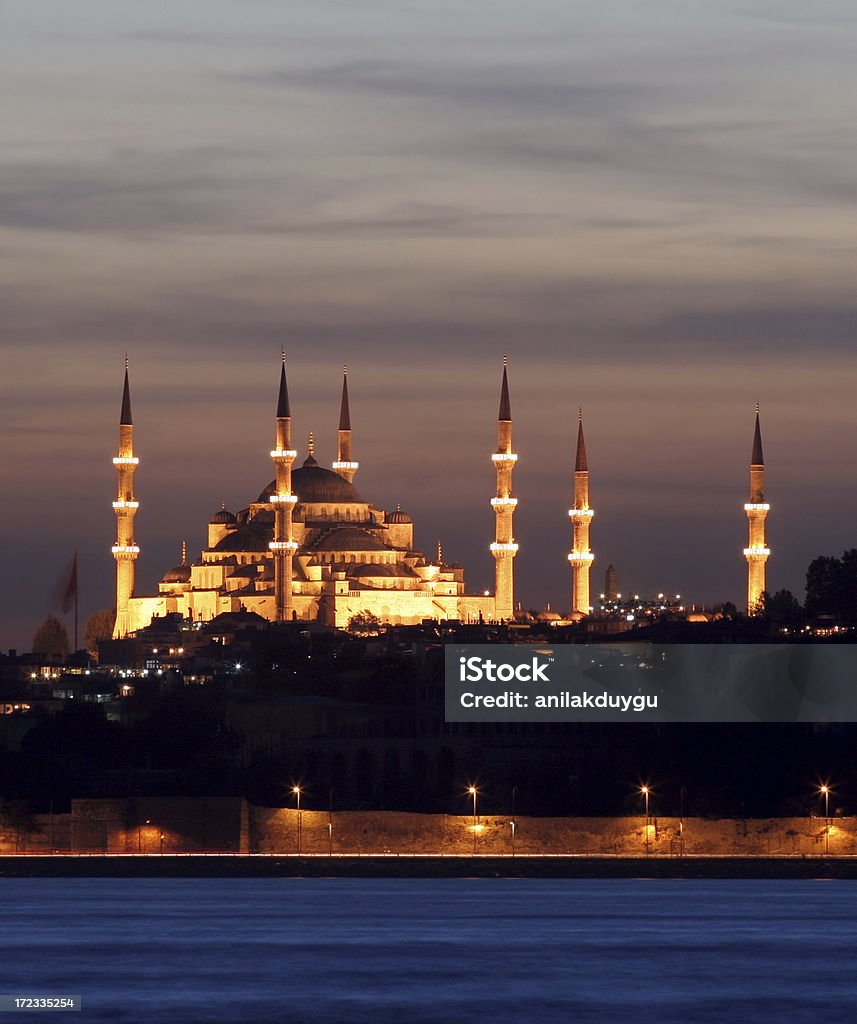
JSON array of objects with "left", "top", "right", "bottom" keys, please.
[{"left": 113, "top": 361, "right": 508, "bottom": 634}]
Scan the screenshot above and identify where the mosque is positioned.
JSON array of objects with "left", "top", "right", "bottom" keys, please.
[
  {"left": 110, "top": 358, "right": 769, "bottom": 637},
  {"left": 111, "top": 360, "right": 513, "bottom": 635}
]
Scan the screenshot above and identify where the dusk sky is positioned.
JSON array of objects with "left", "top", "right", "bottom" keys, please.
[{"left": 3, "top": 1, "right": 857, "bottom": 648}]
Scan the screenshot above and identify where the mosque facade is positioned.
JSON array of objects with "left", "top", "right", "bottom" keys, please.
[{"left": 112, "top": 361, "right": 505, "bottom": 635}]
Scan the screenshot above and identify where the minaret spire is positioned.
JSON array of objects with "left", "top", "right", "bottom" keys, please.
[
  {"left": 490, "top": 358, "right": 518, "bottom": 620},
  {"left": 744, "top": 404, "right": 770, "bottom": 614},
  {"left": 269, "top": 358, "right": 298, "bottom": 621},
  {"left": 568, "top": 409, "right": 594, "bottom": 616},
  {"left": 277, "top": 351, "right": 291, "bottom": 418},
  {"left": 112, "top": 360, "right": 141, "bottom": 638},
  {"left": 333, "top": 364, "right": 359, "bottom": 483}
]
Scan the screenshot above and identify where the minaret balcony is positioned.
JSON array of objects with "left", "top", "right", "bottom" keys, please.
[
  {"left": 269, "top": 540, "right": 299, "bottom": 551},
  {"left": 568, "top": 551, "right": 595, "bottom": 564},
  {"left": 112, "top": 456, "right": 139, "bottom": 465},
  {"left": 568, "top": 508, "right": 594, "bottom": 520},
  {"left": 270, "top": 449, "right": 298, "bottom": 460},
  {"left": 490, "top": 542, "right": 519, "bottom": 554},
  {"left": 112, "top": 500, "right": 139, "bottom": 509},
  {"left": 332, "top": 461, "right": 359, "bottom": 471},
  {"left": 744, "top": 503, "right": 770, "bottom": 511},
  {"left": 269, "top": 494, "right": 298, "bottom": 505},
  {"left": 491, "top": 497, "right": 518, "bottom": 507},
  {"left": 491, "top": 452, "right": 518, "bottom": 463},
  {"left": 744, "top": 546, "right": 771, "bottom": 557},
  {"left": 111, "top": 544, "right": 140, "bottom": 555}
]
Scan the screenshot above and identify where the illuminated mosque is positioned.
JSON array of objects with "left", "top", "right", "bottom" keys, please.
[
  {"left": 110, "top": 358, "right": 769, "bottom": 637},
  {"left": 112, "top": 360, "right": 517, "bottom": 635}
]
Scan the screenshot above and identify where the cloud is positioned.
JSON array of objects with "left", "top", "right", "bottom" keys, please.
[{"left": 234, "top": 57, "right": 657, "bottom": 115}]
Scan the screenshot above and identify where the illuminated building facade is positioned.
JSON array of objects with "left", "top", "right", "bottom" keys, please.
[{"left": 112, "top": 362, "right": 501, "bottom": 634}]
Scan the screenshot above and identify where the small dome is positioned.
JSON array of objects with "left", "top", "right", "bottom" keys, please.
[
  {"left": 388, "top": 505, "right": 412, "bottom": 524},
  {"left": 210, "top": 508, "right": 236, "bottom": 525},
  {"left": 161, "top": 564, "right": 191, "bottom": 584},
  {"left": 312, "top": 528, "right": 388, "bottom": 552}
]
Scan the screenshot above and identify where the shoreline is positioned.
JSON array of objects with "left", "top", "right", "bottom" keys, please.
[{"left": 3, "top": 853, "right": 857, "bottom": 879}]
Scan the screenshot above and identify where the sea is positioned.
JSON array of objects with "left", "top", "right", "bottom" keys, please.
[{"left": 2, "top": 877, "right": 855, "bottom": 1023}]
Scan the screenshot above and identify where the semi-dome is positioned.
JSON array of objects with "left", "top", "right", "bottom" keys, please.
[
  {"left": 312, "top": 528, "right": 388, "bottom": 552},
  {"left": 257, "top": 463, "right": 363, "bottom": 505},
  {"left": 213, "top": 524, "right": 271, "bottom": 553}
]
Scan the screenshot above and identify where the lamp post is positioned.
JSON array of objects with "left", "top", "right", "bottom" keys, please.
[
  {"left": 293, "top": 786, "right": 302, "bottom": 854},
  {"left": 641, "top": 786, "right": 650, "bottom": 856},
  {"left": 468, "top": 786, "right": 478, "bottom": 854},
  {"left": 820, "top": 785, "right": 830, "bottom": 855}
]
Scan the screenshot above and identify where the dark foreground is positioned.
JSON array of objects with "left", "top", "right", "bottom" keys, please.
[{"left": 3, "top": 853, "right": 857, "bottom": 878}]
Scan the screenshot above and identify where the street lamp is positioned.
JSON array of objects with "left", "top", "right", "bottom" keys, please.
[
  {"left": 468, "top": 786, "right": 478, "bottom": 854},
  {"left": 820, "top": 785, "right": 830, "bottom": 855},
  {"left": 293, "top": 786, "right": 302, "bottom": 854},
  {"left": 641, "top": 786, "right": 650, "bottom": 856},
  {"left": 511, "top": 785, "right": 517, "bottom": 857}
]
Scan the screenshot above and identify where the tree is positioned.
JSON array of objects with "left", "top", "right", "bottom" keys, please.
[
  {"left": 85, "top": 608, "right": 116, "bottom": 657},
  {"left": 761, "top": 589, "right": 804, "bottom": 627},
  {"left": 713, "top": 601, "right": 739, "bottom": 620},
  {"left": 805, "top": 549, "right": 857, "bottom": 621},
  {"left": 31, "top": 615, "right": 70, "bottom": 658},
  {"left": 347, "top": 611, "right": 382, "bottom": 636}
]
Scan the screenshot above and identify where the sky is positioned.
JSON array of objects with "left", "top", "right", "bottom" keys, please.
[{"left": 2, "top": 0, "right": 857, "bottom": 649}]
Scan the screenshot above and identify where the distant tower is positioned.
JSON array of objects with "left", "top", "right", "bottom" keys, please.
[
  {"left": 744, "top": 404, "right": 770, "bottom": 614},
  {"left": 490, "top": 358, "right": 518, "bottom": 620},
  {"left": 269, "top": 356, "right": 298, "bottom": 622},
  {"left": 112, "top": 359, "right": 140, "bottom": 638},
  {"left": 604, "top": 563, "right": 618, "bottom": 602},
  {"left": 332, "top": 365, "right": 358, "bottom": 484},
  {"left": 567, "top": 410, "right": 594, "bottom": 615}
]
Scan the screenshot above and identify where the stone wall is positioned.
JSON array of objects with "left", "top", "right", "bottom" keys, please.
[{"left": 2, "top": 800, "right": 853, "bottom": 857}]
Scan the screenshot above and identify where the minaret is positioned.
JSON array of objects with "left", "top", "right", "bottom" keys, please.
[
  {"left": 111, "top": 359, "right": 140, "bottom": 638},
  {"left": 744, "top": 404, "right": 770, "bottom": 614},
  {"left": 269, "top": 355, "right": 298, "bottom": 622},
  {"left": 332, "top": 365, "right": 358, "bottom": 484},
  {"left": 568, "top": 409, "right": 594, "bottom": 615},
  {"left": 604, "top": 564, "right": 618, "bottom": 602},
  {"left": 490, "top": 358, "right": 518, "bottom": 620}
]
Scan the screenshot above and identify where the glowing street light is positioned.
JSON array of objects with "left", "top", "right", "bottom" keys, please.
[
  {"left": 293, "top": 786, "right": 302, "bottom": 854},
  {"left": 641, "top": 786, "right": 650, "bottom": 856},
  {"left": 820, "top": 785, "right": 831, "bottom": 855},
  {"left": 468, "top": 786, "right": 478, "bottom": 854}
]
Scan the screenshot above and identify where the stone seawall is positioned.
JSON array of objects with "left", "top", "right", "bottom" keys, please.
[{"left": 1, "top": 799, "right": 852, "bottom": 858}]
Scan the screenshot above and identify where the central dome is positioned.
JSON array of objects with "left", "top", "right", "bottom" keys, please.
[{"left": 257, "top": 464, "right": 363, "bottom": 505}]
